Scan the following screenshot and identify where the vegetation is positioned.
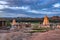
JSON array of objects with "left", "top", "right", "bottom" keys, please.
[
  {"left": 29, "top": 27, "right": 50, "bottom": 33},
  {"left": 29, "top": 30, "right": 46, "bottom": 33},
  {"left": 6, "top": 20, "right": 11, "bottom": 28}
]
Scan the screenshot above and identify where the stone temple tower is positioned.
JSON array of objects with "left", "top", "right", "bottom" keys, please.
[
  {"left": 11, "top": 19, "right": 16, "bottom": 26},
  {"left": 43, "top": 16, "right": 49, "bottom": 25}
]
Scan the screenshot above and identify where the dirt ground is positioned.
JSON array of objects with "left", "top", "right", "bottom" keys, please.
[
  {"left": 0, "top": 29, "right": 60, "bottom": 40},
  {"left": 30, "top": 29, "right": 60, "bottom": 40}
]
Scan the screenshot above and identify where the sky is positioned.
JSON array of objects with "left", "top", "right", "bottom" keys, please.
[{"left": 0, "top": 0, "right": 60, "bottom": 18}]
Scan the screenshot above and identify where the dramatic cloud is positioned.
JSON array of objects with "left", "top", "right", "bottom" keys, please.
[
  {"left": 0, "top": 13, "right": 30, "bottom": 17},
  {"left": 0, "top": 1, "right": 8, "bottom": 4},
  {"left": 0, "top": 5, "right": 8, "bottom": 9},
  {"left": 27, "top": 10, "right": 60, "bottom": 14},
  {"left": 53, "top": 3, "right": 60, "bottom": 8},
  {"left": 7, "top": 6, "right": 30, "bottom": 10},
  {"left": 0, "top": 0, "right": 60, "bottom": 17},
  {"left": 0, "top": 0, "right": 9, "bottom": 9}
]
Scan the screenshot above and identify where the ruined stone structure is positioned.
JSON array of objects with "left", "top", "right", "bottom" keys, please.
[
  {"left": 10, "top": 19, "right": 31, "bottom": 31},
  {"left": 0, "top": 18, "right": 7, "bottom": 27}
]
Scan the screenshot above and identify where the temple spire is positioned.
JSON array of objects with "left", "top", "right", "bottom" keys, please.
[
  {"left": 12, "top": 19, "right": 16, "bottom": 25},
  {"left": 43, "top": 16, "right": 49, "bottom": 25}
]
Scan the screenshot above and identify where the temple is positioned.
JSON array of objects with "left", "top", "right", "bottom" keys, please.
[
  {"left": 11, "top": 19, "right": 16, "bottom": 26},
  {"left": 43, "top": 16, "right": 49, "bottom": 26}
]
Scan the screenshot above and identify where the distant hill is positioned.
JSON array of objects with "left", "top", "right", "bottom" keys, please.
[{"left": 0, "top": 16, "right": 60, "bottom": 23}]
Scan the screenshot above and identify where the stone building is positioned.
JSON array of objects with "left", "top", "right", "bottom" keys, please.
[
  {"left": 40, "top": 16, "right": 50, "bottom": 28},
  {"left": 43, "top": 16, "right": 49, "bottom": 25},
  {"left": 10, "top": 19, "right": 31, "bottom": 31},
  {"left": 0, "top": 18, "right": 7, "bottom": 27},
  {"left": 11, "top": 19, "right": 16, "bottom": 26}
]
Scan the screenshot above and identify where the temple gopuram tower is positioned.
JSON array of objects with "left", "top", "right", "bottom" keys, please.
[
  {"left": 11, "top": 19, "right": 16, "bottom": 26},
  {"left": 43, "top": 16, "right": 49, "bottom": 26}
]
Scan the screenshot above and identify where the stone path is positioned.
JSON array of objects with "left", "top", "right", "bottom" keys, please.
[{"left": 30, "top": 29, "right": 60, "bottom": 40}]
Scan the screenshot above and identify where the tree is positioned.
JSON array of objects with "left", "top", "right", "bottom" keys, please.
[{"left": 6, "top": 20, "right": 11, "bottom": 26}]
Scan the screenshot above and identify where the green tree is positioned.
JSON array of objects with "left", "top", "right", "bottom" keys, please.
[{"left": 6, "top": 20, "right": 11, "bottom": 26}]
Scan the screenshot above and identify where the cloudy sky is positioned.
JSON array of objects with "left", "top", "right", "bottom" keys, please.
[{"left": 0, "top": 0, "right": 60, "bottom": 18}]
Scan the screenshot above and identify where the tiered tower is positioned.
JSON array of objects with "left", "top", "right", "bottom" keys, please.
[
  {"left": 43, "top": 16, "right": 49, "bottom": 25},
  {"left": 11, "top": 19, "right": 16, "bottom": 26}
]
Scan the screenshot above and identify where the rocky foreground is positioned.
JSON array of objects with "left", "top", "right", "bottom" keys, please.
[
  {"left": 0, "top": 29, "right": 60, "bottom": 40},
  {"left": 0, "top": 31, "right": 32, "bottom": 40},
  {"left": 31, "top": 29, "right": 60, "bottom": 40}
]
